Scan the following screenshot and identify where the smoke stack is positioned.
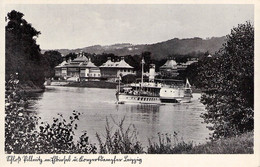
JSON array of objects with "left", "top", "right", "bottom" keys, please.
[{"left": 149, "top": 64, "right": 155, "bottom": 82}]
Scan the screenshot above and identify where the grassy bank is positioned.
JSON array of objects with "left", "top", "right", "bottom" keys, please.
[
  {"left": 148, "top": 132, "right": 254, "bottom": 154},
  {"left": 65, "top": 81, "right": 117, "bottom": 89},
  {"left": 187, "top": 132, "right": 254, "bottom": 154}
]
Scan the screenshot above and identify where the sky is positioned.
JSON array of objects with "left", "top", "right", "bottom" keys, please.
[{"left": 5, "top": 4, "right": 254, "bottom": 50}]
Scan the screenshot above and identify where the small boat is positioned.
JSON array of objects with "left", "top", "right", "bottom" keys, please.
[{"left": 115, "top": 59, "right": 192, "bottom": 104}]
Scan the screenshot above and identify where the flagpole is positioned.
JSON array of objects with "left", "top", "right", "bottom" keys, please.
[
  {"left": 141, "top": 57, "right": 144, "bottom": 87},
  {"left": 118, "top": 75, "right": 121, "bottom": 93}
]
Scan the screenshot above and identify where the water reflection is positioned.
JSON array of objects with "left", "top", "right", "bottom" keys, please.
[{"left": 29, "top": 86, "right": 210, "bottom": 147}]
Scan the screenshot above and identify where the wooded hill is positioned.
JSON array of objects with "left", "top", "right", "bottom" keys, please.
[{"left": 43, "top": 37, "right": 226, "bottom": 60}]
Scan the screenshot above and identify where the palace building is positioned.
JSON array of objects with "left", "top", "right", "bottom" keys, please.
[
  {"left": 159, "top": 57, "right": 198, "bottom": 77},
  {"left": 55, "top": 53, "right": 101, "bottom": 81},
  {"left": 99, "top": 57, "right": 136, "bottom": 81},
  {"left": 159, "top": 58, "right": 179, "bottom": 77},
  {"left": 55, "top": 54, "right": 135, "bottom": 82}
]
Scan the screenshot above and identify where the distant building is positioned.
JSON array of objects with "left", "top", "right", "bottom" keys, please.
[
  {"left": 185, "top": 58, "right": 198, "bottom": 65},
  {"left": 177, "top": 58, "right": 198, "bottom": 71},
  {"left": 99, "top": 57, "right": 136, "bottom": 82},
  {"left": 83, "top": 60, "right": 101, "bottom": 81},
  {"left": 159, "top": 58, "right": 179, "bottom": 77},
  {"left": 159, "top": 57, "right": 198, "bottom": 77},
  {"left": 54, "top": 60, "right": 67, "bottom": 77},
  {"left": 54, "top": 53, "right": 101, "bottom": 81},
  {"left": 176, "top": 63, "right": 187, "bottom": 71}
]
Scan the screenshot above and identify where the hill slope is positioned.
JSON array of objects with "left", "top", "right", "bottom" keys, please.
[{"left": 43, "top": 36, "right": 226, "bottom": 60}]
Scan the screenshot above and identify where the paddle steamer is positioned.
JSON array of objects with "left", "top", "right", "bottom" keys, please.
[{"left": 116, "top": 59, "right": 192, "bottom": 104}]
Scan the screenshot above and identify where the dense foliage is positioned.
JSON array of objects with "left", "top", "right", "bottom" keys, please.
[
  {"left": 121, "top": 74, "right": 137, "bottom": 84},
  {"left": 42, "top": 50, "right": 63, "bottom": 78},
  {"left": 65, "top": 52, "right": 78, "bottom": 61},
  {"left": 198, "top": 22, "right": 254, "bottom": 140},
  {"left": 177, "top": 62, "right": 199, "bottom": 86},
  {"left": 5, "top": 10, "right": 45, "bottom": 87}
]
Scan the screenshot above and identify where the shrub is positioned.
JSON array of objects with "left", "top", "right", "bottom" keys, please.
[
  {"left": 96, "top": 117, "right": 144, "bottom": 154},
  {"left": 147, "top": 132, "right": 193, "bottom": 154},
  {"left": 121, "top": 74, "right": 136, "bottom": 84}
]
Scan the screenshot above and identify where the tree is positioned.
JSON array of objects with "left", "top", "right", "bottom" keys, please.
[
  {"left": 92, "top": 53, "right": 117, "bottom": 66},
  {"left": 142, "top": 51, "right": 152, "bottom": 72},
  {"left": 121, "top": 74, "right": 136, "bottom": 84},
  {"left": 5, "top": 10, "right": 45, "bottom": 87},
  {"left": 198, "top": 22, "right": 254, "bottom": 140},
  {"left": 65, "top": 52, "right": 78, "bottom": 61},
  {"left": 177, "top": 62, "right": 200, "bottom": 86},
  {"left": 125, "top": 54, "right": 141, "bottom": 71},
  {"left": 43, "top": 50, "right": 63, "bottom": 78}
]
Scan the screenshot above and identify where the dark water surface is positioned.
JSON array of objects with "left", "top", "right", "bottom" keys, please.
[{"left": 30, "top": 86, "right": 210, "bottom": 147}]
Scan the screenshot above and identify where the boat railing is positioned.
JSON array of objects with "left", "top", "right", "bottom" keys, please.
[
  {"left": 122, "top": 82, "right": 189, "bottom": 89},
  {"left": 124, "top": 82, "right": 164, "bottom": 88}
]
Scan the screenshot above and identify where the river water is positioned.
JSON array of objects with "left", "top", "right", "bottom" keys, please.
[{"left": 29, "top": 86, "right": 210, "bottom": 147}]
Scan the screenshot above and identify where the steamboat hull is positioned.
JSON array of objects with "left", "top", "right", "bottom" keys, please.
[
  {"left": 116, "top": 93, "right": 192, "bottom": 104},
  {"left": 116, "top": 94, "right": 161, "bottom": 104}
]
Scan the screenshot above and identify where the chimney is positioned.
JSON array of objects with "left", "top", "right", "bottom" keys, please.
[{"left": 149, "top": 64, "right": 155, "bottom": 82}]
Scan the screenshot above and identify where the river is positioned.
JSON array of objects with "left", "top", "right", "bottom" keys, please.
[{"left": 29, "top": 86, "right": 210, "bottom": 147}]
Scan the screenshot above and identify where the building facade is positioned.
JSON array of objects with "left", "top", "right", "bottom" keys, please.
[
  {"left": 159, "top": 57, "right": 198, "bottom": 77},
  {"left": 99, "top": 57, "right": 136, "bottom": 81},
  {"left": 159, "top": 58, "right": 179, "bottom": 77},
  {"left": 55, "top": 53, "right": 101, "bottom": 81}
]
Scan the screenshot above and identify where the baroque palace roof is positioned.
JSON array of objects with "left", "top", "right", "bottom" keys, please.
[{"left": 100, "top": 58, "right": 134, "bottom": 69}]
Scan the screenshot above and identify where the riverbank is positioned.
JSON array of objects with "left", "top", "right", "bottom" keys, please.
[
  {"left": 65, "top": 81, "right": 117, "bottom": 89},
  {"left": 51, "top": 81, "right": 203, "bottom": 92},
  {"left": 17, "top": 82, "right": 45, "bottom": 93}
]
